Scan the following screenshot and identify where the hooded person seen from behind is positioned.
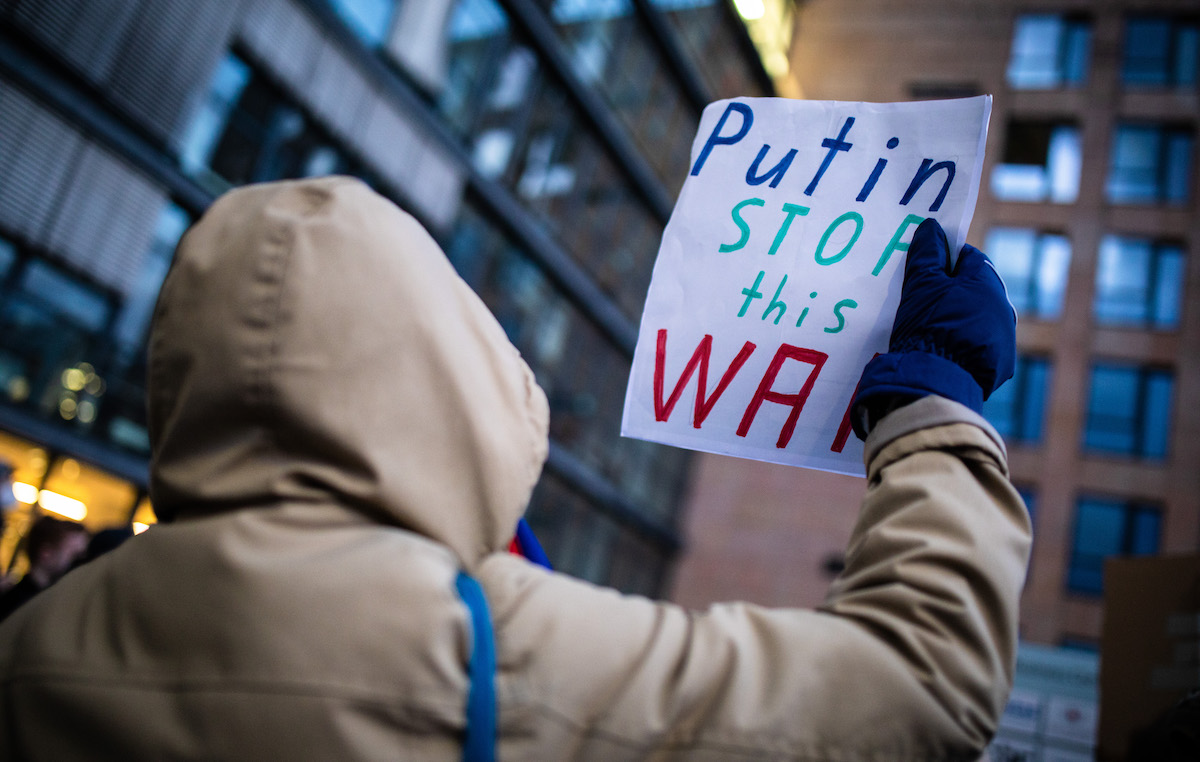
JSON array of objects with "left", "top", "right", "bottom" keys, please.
[{"left": 0, "top": 177, "right": 1030, "bottom": 761}]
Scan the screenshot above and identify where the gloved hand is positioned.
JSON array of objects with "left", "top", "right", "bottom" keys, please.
[{"left": 852, "top": 217, "right": 1016, "bottom": 439}]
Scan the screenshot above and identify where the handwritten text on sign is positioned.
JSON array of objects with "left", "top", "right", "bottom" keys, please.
[{"left": 621, "top": 97, "right": 991, "bottom": 476}]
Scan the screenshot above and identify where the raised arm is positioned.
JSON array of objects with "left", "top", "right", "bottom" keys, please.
[{"left": 479, "top": 218, "right": 1030, "bottom": 760}]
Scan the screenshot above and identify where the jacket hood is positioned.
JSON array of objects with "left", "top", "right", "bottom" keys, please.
[{"left": 147, "top": 177, "right": 549, "bottom": 566}]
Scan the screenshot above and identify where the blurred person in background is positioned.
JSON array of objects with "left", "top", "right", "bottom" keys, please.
[
  {"left": 0, "top": 516, "right": 88, "bottom": 622},
  {"left": 0, "top": 462, "right": 16, "bottom": 593},
  {"left": 0, "top": 461, "right": 15, "bottom": 533},
  {"left": 79, "top": 526, "right": 136, "bottom": 565}
]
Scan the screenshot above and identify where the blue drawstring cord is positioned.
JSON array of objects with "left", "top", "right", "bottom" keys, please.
[
  {"left": 455, "top": 520, "right": 548, "bottom": 761},
  {"left": 455, "top": 571, "right": 496, "bottom": 762}
]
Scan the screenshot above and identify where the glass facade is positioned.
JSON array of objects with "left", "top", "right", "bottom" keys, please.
[
  {"left": 0, "top": 229, "right": 157, "bottom": 460},
  {"left": 0, "top": 0, "right": 772, "bottom": 593},
  {"left": 179, "top": 54, "right": 253, "bottom": 184},
  {"left": 651, "top": 0, "right": 769, "bottom": 101},
  {"left": 437, "top": 2, "right": 673, "bottom": 320},
  {"left": 544, "top": 0, "right": 695, "bottom": 189},
  {"left": 444, "top": 204, "right": 691, "bottom": 528},
  {"left": 183, "top": 52, "right": 374, "bottom": 195},
  {"left": 329, "top": 0, "right": 399, "bottom": 46}
]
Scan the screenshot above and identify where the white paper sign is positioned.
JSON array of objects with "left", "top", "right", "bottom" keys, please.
[{"left": 622, "top": 96, "right": 991, "bottom": 476}]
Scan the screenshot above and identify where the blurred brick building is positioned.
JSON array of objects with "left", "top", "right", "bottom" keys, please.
[{"left": 672, "top": 0, "right": 1200, "bottom": 655}]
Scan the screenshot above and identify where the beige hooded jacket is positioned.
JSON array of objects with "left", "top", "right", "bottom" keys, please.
[{"left": 0, "top": 177, "right": 1030, "bottom": 761}]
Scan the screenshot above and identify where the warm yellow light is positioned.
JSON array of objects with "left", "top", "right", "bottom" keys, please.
[
  {"left": 12, "top": 482, "right": 38, "bottom": 504},
  {"left": 132, "top": 522, "right": 151, "bottom": 535},
  {"left": 7, "top": 377, "right": 29, "bottom": 402},
  {"left": 61, "top": 458, "right": 81, "bottom": 480},
  {"left": 37, "top": 490, "right": 87, "bottom": 521},
  {"left": 62, "top": 367, "right": 86, "bottom": 392},
  {"left": 733, "top": 0, "right": 765, "bottom": 20}
]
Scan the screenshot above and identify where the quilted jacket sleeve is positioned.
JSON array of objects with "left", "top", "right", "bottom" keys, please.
[{"left": 479, "top": 395, "right": 1031, "bottom": 761}]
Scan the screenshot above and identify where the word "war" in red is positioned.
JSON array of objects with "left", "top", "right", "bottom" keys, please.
[{"left": 652, "top": 329, "right": 867, "bottom": 454}]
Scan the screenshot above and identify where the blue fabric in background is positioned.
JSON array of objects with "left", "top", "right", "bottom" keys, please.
[
  {"left": 455, "top": 571, "right": 497, "bottom": 762},
  {"left": 515, "top": 518, "right": 552, "bottom": 569}
]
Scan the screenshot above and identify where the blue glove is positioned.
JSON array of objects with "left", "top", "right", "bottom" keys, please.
[{"left": 852, "top": 218, "right": 1016, "bottom": 439}]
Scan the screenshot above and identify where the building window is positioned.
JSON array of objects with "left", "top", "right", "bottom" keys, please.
[
  {"left": 441, "top": 0, "right": 514, "bottom": 135},
  {"left": 1106, "top": 123, "right": 1194, "bottom": 205},
  {"left": 11, "top": 260, "right": 111, "bottom": 335},
  {"left": 1067, "top": 498, "right": 1160, "bottom": 595},
  {"left": 1083, "top": 364, "right": 1173, "bottom": 459},
  {"left": 0, "top": 205, "right": 194, "bottom": 458},
  {"left": 328, "top": 0, "right": 398, "bottom": 46},
  {"left": 546, "top": 1, "right": 695, "bottom": 189},
  {"left": 1007, "top": 13, "right": 1091, "bottom": 89},
  {"left": 985, "top": 227, "right": 1070, "bottom": 319},
  {"left": 180, "top": 52, "right": 365, "bottom": 193},
  {"left": 992, "top": 120, "right": 1081, "bottom": 203},
  {"left": 983, "top": 355, "right": 1051, "bottom": 444},
  {"left": 180, "top": 54, "right": 252, "bottom": 179},
  {"left": 443, "top": 204, "right": 688, "bottom": 594},
  {"left": 112, "top": 203, "right": 190, "bottom": 360},
  {"left": 1122, "top": 15, "right": 1199, "bottom": 88},
  {"left": 0, "top": 241, "right": 114, "bottom": 422},
  {"left": 652, "top": 0, "right": 770, "bottom": 100},
  {"left": 1095, "top": 236, "right": 1185, "bottom": 329}
]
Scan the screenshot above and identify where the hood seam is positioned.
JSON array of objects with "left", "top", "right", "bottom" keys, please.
[{"left": 245, "top": 205, "right": 301, "bottom": 449}]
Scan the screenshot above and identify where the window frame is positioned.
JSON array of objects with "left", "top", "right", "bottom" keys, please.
[
  {"left": 1121, "top": 14, "right": 1200, "bottom": 88},
  {"left": 982, "top": 354, "right": 1052, "bottom": 444},
  {"left": 1082, "top": 363, "right": 1174, "bottom": 460},
  {"left": 991, "top": 119, "right": 1082, "bottom": 203},
  {"left": 984, "top": 226, "right": 1071, "bottom": 319},
  {"left": 181, "top": 49, "right": 377, "bottom": 193},
  {"left": 1094, "top": 234, "right": 1186, "bottom": 330},
  {"left": 1006, "top": 12, "right": 1092, "bottom": 90},
  {"left": 1106, "top": 122, "right": 1195, "bottom": 205},
  {"left": 1067, "top": 496, "right": 1161, "bottom": 596}
]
